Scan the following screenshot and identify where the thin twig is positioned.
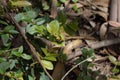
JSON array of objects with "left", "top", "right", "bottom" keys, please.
[{"left": 61, "top": 56, "right": 94, "bottom": 80}]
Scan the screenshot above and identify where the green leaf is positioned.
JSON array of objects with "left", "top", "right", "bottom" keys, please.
[
  {"left": 26, "top": 24, "right": 37, "bottom": 35},
  {"left": 28, "top": 75, "right": 34, "bottom": 80},
  {"left": 47, "top": 20, "right": 60, "bottom": 36},
  {"left": 35, "top": 18, "right": 45, "bottom": 25},
  {"left": 39, "top": 72, "right": 50, "bottom": 80},
  {"left": 1, "top": 34, "right": 11, "bottom": 47},
  {"left": 60, "top": 0, "right": 66, "bottom": 3},
  {"left": 43, "top": 56, "right": 57, "bottom": 61},
  {"left": 72, "top": 0, "right": 78, "bottom": 3},
  {"left": 14, "top": 9, "right": 38, "bottom": 22},
  {"left": 21, "top": 54, "right": 32, "bottom": 60},
  {"left": 58, "top": 11, "right": 67, "bottom": 24},
  {"left": 0, "top": 57, "right": 7, "bottom": 62},
  {"left": 18, "top": 46, "right": 23, "bottom": 53},
  {"left": 0, "top": 62, "right": 10, "bottom": 74},
  {"left": 112, "top": 68, "right": 120, "bottom": 74},
  {"left": 11, "top": 50, "right": 22, "bottom": 57},
  {"left": 0, "top": 20, "right": 8, "bottom": 25},
  {"left": 35, "top": 25, "right": 46, "bottom": 35},
  {"left": 11, "top": 1, "right": 32, "bottom": 7},
  {"left": 14, "top": 13, "right": 25, "bottom": 22},
  {"left": 9, "top": 59, "right": 18, "bottom": 70},
  {"left": 109, "top": 55, "right": 117, "bottom": 65},
  {"left": 41, "top": 60, "right": 54, "bottom": 70}
]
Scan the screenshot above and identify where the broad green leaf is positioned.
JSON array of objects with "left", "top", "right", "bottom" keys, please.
[
  {"left": 0, "top": 62, "right": 10, "bottom": 74},
  {"left": 18, "top": 46, "right": 23, "bottom": 53},
  {"left": 11, "top": 1, "right": 32, "bottom": 7},
  {"left": 41, "top": 60, "right": 53, "bottom": 70},
  {"left": 39, "top": 72, "right": 50, "bottom": 80},
  {"left": 21, "top": 54, "right": 32, "bottom": 60},
  {"left": 1, "top": 34, "right": 11, "bottom": 47},
  {"left": 47, "top": 20, "right": 59, "bottom": 36},
  {"left": 42, "top": 3, "right": 49, "bottom": 10}
]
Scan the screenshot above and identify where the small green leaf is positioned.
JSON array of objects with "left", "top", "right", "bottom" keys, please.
[
  {"left": 47, "top": 20, "right": 59, "bottom": 36},
  {"left": 9, "top": 59, "right": 18, "bottom": 70},
  {"left": 43, "top": 56, "right": 57, "bottom": 61},
  {"left": 58, "top": 11, "right": 67, "bottom": 24},
  {"left": 0, "top": 20, "right": 8, "bottom": 25},
  {"left": 109, "top": 55, "right": 117, "bottom": 64},
  {"left": 11, "top": 1, "right": 32, "bottom": 7},
  {"left": 14, "top": 13, "right": 25, "bottom": 22},
  {"left": 11, "top": 50, "right": 22, "bottom": 57},
  {"left": 41, "top": 60, "right": 54, "bottom": 70},
  {"left": 39, "top": 72, "right": 50, "bottom": 80},
  {"left": 21, "top": 54, "right": 32, "bottom": 60},
  {"left": 1, "top": 34, "right": 11, "bottom": 47},
  {"left": 0, "top": 57, "right": 7, "bottom": 62},
  {"left": 18, "top": 46, "right": 23, "bottom": 53},
  {"left": 28, "top": 75, "right": 34, "bottom": 80},
  {"left": 112, "top": 68, "right": 120, "bottom": 74}
]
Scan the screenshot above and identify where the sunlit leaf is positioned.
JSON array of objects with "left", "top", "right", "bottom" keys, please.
[
  {"left": 11, "top": 1, "right": 32, "bottom": 7},
  {"left": 21, "top": 54, "right": 32, "bottom": 60},
  {"left": 41, "top": 60, "right": 53, "bottom": 70},
  {"left": 43, "top": 56, "right": 57, "bottom": 61},
  {"left": 47, "top": 20, "right": 59, "bottom": 36},
  {"left": 109, "top": 55, "right": 117, "bottom": 64}
]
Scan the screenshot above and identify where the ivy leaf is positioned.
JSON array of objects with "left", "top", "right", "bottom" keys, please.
[
  {"left": 41, "top": 60, "right": 53, "bottom": 70},
  {"left": 47, "top": 20, "right": 59, "bottom": 36},
  {"left": 21, "top": 54, "right": 32, "bottom": 60},
  {"left": 11, "top": 50, "right": 22, "bottom": 57},
  {"left": 39, "top": 72, "right": 50, "bottom": 80}
]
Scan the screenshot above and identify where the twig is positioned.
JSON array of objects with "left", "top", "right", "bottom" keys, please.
[
  {"left": 1, "top": 2, "right": 54, "bottom": 79},
  {"left": 90, "top": 38, "right": 120, "bottom": 49},
  {"left": 61, "top": 56, "right": 94, "bottom": 80}
]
